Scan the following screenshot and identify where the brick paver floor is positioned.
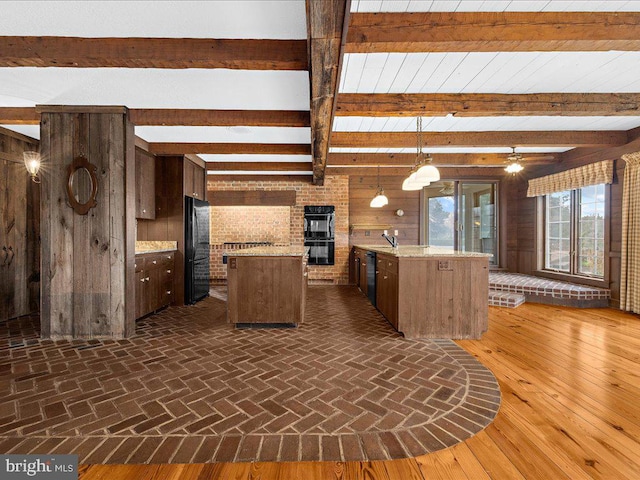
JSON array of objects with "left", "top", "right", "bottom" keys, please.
[{"left": 0, "top": 286, "right": 500, "bottom": 463}]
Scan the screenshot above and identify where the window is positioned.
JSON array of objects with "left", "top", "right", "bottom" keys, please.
[{"left": 544, "top": 184, "right": 605, "bottom": 278}]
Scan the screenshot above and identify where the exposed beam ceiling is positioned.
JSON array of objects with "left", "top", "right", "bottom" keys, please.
[
  {"left": 149, "top": 143, "right": 311, "bottom": 155},
  {"left": 306, "top": 0, "right": 351, "bottom": 185},
  {"left": 327, "top": 166, "right": 508, "bottom": 176},
  {"left": 346, "top": 12, "right": 640, "bottom": 53},
  {"left": 331, "top": 131, "right": 628, "bottom": 148},
  {"left": 335, "top": 93, "right": 640, "bottom": 117},
  {"left": 328, "top": 152, "right": 558, "bottom": 167},
  {"left": 0, "top": 37, "right": 308, "bottom": 70}
]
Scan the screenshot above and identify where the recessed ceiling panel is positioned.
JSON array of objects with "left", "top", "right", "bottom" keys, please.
[
  {"left": 340, "top": 52, "right": 640, "bottom": 94},
  {"left": 351, "top": 0, "right": 640, "bottom": 12},
  {"left": 135, "top": 126, "right": 311, "bottom": 144},
  {"left": 0, "top": 1, "right": 307, "bottom": 39},
  {"left": 333, "top": 116, "right": 640, "bottom": 132}
]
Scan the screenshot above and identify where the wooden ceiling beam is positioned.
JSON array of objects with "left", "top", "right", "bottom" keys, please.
[
  {"left": 130, "top": 109, "right": 310, "bottom": 127},
  {"left": 0, "top": 37, "right": 308, "bottom": 70},
  {"left": 0, "top": 107, "right": 39, "bottom": 124},
  {"left": 328, "top": 152, "right": 558, "bottom": 166},
  {"left": 331, "top": 131, "right": 627, "bottom": 148},
  {"left": 149, "top": 143, "right": 311, "bottom": 155},
  {"left": 208, "top": 174, "right": 312, "bottom": 183},
  {"left": 327, "top": 166, "right": 508, "bottom": 176},
  {"left": 205, "top": 162, "right": 312, "bottom": 171},
  {"left": 336, "top": 93, "right": 640, "bottom": 117},
  {"left": 307, "top": 0, "right": 351, "bottom": 185},
  {"left": 346, "top": 12, "right": 640, "bottom": 53}
]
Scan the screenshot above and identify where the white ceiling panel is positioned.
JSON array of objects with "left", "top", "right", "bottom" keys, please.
[
  {"left": 0, "top": 1, "right": 307, "bottom": 39},
  {"left": 333, "top": 116, "right": 640, "bottom": 132},
  {"left": 201, "top": 155, "right": 312, "bottom": 163},
  {"left": 0, "top": 68, "right": 310, "bottom": 110},
  {"left": 207, "top": 170, "right": 312, "bottom": 175},
  {"left": 0, "top": 125, "right": 40, "bottom": 140},
  {"left": 135, "top": 126, "right": 311, "bottom": 144},
  {"left": 340, "top": 52, "right": 640, "bottom": 94},
  {"left": 329, "top": 147, "right": 571, "bottom": 153},
  {"left": 352, "top": 0, "right": 640, "bottom": 11}
]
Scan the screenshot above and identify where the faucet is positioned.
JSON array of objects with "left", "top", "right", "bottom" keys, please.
[{"left": 382, "top": 230, "right": 399, "bottom": 248}]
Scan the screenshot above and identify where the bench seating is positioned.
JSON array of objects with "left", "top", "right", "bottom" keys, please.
[{"left": 488, "top": 272, "right": 610, "bottom": 308}]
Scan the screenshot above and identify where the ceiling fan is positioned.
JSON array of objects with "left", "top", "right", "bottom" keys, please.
[
  {"left": 439, "top": 181, "right": 455, "bottom": 195},
  {"left": 504, "top": 148, "right": 556, "bottom": 174}
]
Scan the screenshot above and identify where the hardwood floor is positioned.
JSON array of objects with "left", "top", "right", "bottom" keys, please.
[{"left": 79, "top": 303, "right": 640, "bottom": 480}]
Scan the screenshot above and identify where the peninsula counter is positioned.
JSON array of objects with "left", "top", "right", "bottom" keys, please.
[{"left": 353, "top": 245, "right": 491, "bottom": 339}]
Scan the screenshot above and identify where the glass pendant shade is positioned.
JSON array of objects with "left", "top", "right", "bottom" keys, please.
[
  {"left": 505, "top": 162, "right": 524, "bottom": 174},
  {"left": 402, "top": 173, "right": 428, "bottom": 191},
  {"left": 415, "top": 164, "right": 440, "bottom": 182},
  {"left": 370, "top": 187, "right": 388, "bottom": 208}
]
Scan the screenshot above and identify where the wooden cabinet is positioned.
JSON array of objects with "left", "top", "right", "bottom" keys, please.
[
  {"left": 135, "top": 251, "right": 175, "bottom": 319},
  {"left": 227, "top": 254, "right": 307, "bottom": 325},
  {"left": 376, "top": 254, "right": 398, "bottom": 329},
  {"left": 135, "top": 149, "right": 156, "bottom": 219},
  {"left": 353, "top": 247, "right": 368, "bottom": 294},
  {"left": 184, "top": 159, "right": 205, "bottom": 200}
]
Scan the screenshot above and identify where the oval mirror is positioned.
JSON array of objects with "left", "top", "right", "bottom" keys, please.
[{"left": 66, "top": 156, "right": 99, "bottom": 215}]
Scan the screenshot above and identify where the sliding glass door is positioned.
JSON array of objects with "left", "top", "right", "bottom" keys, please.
[{"left": 422, "top": 181, "right": 498, "bottom": 265}]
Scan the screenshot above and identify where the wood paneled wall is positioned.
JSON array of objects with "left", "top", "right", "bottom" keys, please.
[
  {"left": 0, "top": 128, "right": 40, "bottom": 320},
  {"left": 39, "top": 107, "right": 136, "bottom": 338},
  {"left": 509, "top": 135, "right": 640, "bottom": 307}
]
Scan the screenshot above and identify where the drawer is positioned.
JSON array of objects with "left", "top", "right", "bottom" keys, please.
[{"left": 377, "top": 254, "right": 398, "bottom": 274}]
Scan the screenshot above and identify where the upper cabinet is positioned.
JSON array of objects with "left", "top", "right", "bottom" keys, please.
[
  {"left": 184, "top": 158, "right": 205, "bottom": 200},
  {"left": 135, "top": 148, "right": 156, "bottom": 219}
]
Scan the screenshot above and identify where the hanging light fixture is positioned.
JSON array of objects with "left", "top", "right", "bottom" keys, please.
[
  {"left": 370, "top": 164, "right": 388, "bottom": 208},
  {"left": 23, "top": 151, "right": 41, "bottom": 183},
  {"left": 504, "top": 147, "right": 524, "bottom": 174},
  {"left": 402, "top": 116, "right": 439, "bottom": 190}
]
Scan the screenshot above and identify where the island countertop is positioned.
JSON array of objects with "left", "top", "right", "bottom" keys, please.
[
  {"left": 355, "top": 245, "right": 492, "bottom": 258},
  {"left": 225, "top": 246, "right": 309, "bottom": 257},
  {"left": 135, "top": 241, "right": 178, "bottom": 254}
]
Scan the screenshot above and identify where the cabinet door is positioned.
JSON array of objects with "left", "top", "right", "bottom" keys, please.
[
  {"left": 358, "top": 256, "right": 367, "bottom": 294},
  {"left": 135, "top": 153, "right": 156, "bottom": 219},
  {"left": 387, "top": 271, "right": 398, "bottom": 329},
  {"left": 193, "top": 163, "right": 205, "bottom": 200},
  {"left": 135, "top": 270, "right": 146, "bottom": 319},
  {"left": 184, "top": 160, "right": 195, "bottom": 198}
]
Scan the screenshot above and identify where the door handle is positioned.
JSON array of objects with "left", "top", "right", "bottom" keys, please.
[
  {"left": 1, "top": 246, "right": 7, "bottom": 266},
  {"left": 6, "top": 246, "right": 14, "bottom": 266}
]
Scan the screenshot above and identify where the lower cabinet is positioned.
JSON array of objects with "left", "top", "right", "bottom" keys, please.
[
  {"left": 135, "top": 251, "right": 175, "bottom": 319},
  {"left": 376, "top": 254, "right": 398, "bottom": 329}
]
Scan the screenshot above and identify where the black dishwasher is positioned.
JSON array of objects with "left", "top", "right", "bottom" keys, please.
[{"left": 366, "top": 251, "right": 376, "bottom": 306}]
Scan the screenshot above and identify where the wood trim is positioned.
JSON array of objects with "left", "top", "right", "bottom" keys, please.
[
  {"left": 129, "top": 109, "right": 311, "bottom": 127},
  {"left": 207, "top": 190, "right": 296, "bottom": 206},
  {"left": 134, "top": 136, "right": 151, "bottom": 153},
  {"left": 184, "top": 154, "right": 206, "bottom": 169},
  {"left": 208, "top": 174, "right": 313, "bottom": 183},
  {"left": 206, "top": 162, "right": 312, "bottom": 171},
  {"left": 307, "top": 0, "right": 351, "bottom": 185},
  {"left": 35, "top": 105, "right": 128, "bottom": 115},
  {"left": 149, "top": 143, "right": 312, "bottom": 155},
  {"left": 0, "top": 107, "right": 39, "bottom": 124},
  {"left": 331, "top": 131, "right": 628, "bottom": 148},
  {"left": 0, "top": 37, "right": 308, "bottom": 70},
  {"left": 346, "top": 12, "right": 640, "bottom": 53},
  {"left": 329, "top": 152, "right": 558, "bottom": 166},
  {"left": 328, "top": 166, "right": 508, "bottom": 176},
  {"left": 336, "top": 93, "right": 640, "bottom": 117}
]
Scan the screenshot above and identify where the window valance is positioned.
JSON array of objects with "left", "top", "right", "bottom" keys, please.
[{"left": 526, "top": 160, "right": 614, "bottom": 197}]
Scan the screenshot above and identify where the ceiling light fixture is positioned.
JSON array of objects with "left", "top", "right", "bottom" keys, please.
[
  {"left": 402, "top": 116, "right": 439, "bottom": 191},
  {"left": 370, "top": 164, "right": 388, "bottom": 208},
  {"left": 23, "top": 151, "right": 41, "bottom": 183},
  {"left": 504, "top": 147, "right": 524, "bottom": 174}
]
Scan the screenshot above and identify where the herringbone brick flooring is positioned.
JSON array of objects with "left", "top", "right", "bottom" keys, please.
[{"left": 0, "top": 286, "right": 500, "bottom": 463}]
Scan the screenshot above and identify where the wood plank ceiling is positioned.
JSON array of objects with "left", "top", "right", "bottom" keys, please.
[{"left": 1, "top": 0, "right": 640, "bottom": 183}]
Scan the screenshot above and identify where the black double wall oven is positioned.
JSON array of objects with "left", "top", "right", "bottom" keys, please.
[{"left": 304, "top": 205, "right": 335, "bottom": 265}]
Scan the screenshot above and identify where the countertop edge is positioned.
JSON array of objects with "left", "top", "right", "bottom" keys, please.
[
  {"left": 135, "top": 248, "right": 178, "bottom": 254},
  {"left": 354, "top": 245, "right": 493, "bottom": 258}
]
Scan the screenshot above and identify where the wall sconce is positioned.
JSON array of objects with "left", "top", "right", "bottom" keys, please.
[{"left": 23, "top": 151, "right": 41, "bottom": 183}]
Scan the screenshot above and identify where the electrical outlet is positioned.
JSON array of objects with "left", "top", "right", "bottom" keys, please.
[
  {"left": 438, "top": 260, "right": 452, "bottom": 271},
  {"left": 365, "top": 230, "right": 370, "bottom": 236}
]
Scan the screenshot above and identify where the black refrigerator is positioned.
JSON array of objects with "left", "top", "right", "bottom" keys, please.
[{"left": 185, "top": 196, "right": 210, "bottom": 304}]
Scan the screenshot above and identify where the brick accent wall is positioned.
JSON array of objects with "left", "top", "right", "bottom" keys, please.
[{"left": 208, "top": 176, "right": 349, "bottom": 285}]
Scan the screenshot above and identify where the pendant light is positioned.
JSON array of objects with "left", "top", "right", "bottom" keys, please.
[
  {"left": 23, "top": 151, "right": 41, "bottom": 183},
  {"left": 504, "top": 147, "right": 524, "bottom": 174},
  {"left": 370, "top": 165, "right": 388, "bottom": 208},
  {"left": 402, "top": 116, "right": 439, "bottom": 190}
]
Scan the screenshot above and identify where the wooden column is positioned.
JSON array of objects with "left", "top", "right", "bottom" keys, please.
[{"left": 38, "top": 106, "right": 136, "bottom": 339}]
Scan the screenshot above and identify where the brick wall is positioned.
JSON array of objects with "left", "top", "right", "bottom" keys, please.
[{"left": 208, "top": 176, "right": 349, "bottom": 284}]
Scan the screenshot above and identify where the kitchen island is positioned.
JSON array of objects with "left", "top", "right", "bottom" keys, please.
[
  {"left": 226, "top": 246, "right": 308, "bottom": 326},
  {"left": 353, "top": 245, "right": 490, "bottom": 339}
]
